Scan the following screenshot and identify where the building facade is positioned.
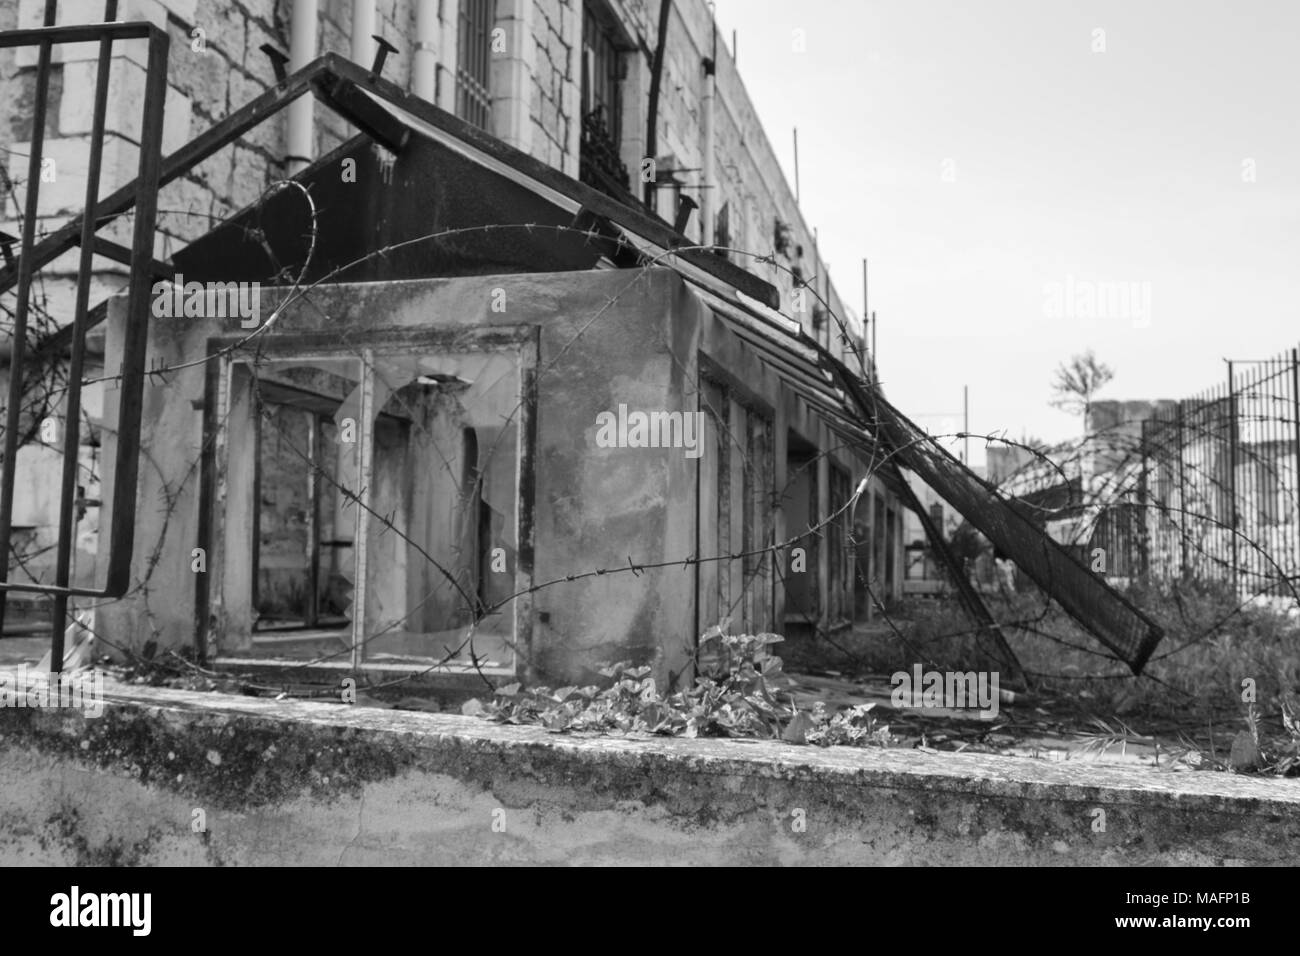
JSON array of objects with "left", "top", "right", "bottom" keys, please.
[{"left": 1, "top": 0, "right": 907, "bottom": 686}]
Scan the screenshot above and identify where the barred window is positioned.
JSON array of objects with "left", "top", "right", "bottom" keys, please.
[
  {"left": 456, "top": 0, "right": 496, "bottom": 130},
  {"left": 582, "top": 5, "right": 622, "bottom": 137},
  {"left": 580, "top": 3, "right": 630, "bottom": 196}
]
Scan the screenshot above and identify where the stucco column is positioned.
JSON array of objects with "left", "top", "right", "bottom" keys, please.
[
  {"left": 560, "top": 0, "right": 583, "bottom": 176},
  {"left": 286, "top": 0, "right": 319, "bottom": 174},
  {"left": 438, "top": 0, "right": 461, "bottom": 113},
  {"left": 412, "top": 0, "right": 439, "bottom": 100}
]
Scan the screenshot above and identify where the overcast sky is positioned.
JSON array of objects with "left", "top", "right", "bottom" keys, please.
[{"left": 712, "top": 0, "right": 1300, "bottom": 465}]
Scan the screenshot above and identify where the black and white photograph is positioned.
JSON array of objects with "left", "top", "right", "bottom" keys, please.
[{"left": 0, "top": 0, "right": 1294, "bottom": 904}]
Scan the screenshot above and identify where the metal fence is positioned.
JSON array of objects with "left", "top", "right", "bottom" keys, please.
[
  {"left": 1127, "top": 346, "right": 1300, "bottom": 601},
  {"left": 0, "top": 8, "right": 168, "bottom": 673}
]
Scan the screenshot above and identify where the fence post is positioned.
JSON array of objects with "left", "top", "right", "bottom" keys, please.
[
  {"left": 1176, "top": 401, "right": 1188, "bottom": 577},
  {"left": 1292, "top": 348, "right": 1300, "bottom": 587},
  {"left": 1227, "top": 361, "right": 1239, "bottom": 596},
  {"left": 1138, "top": 419, "right": 1150, "bottom": 582}
]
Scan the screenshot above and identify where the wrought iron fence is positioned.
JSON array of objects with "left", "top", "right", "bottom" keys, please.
[
  {"left": 0, "top": 6, "right": 168, "bottom": 674},
  {"left": 1093, "top": 346, "right": 1300, "bottom": 602}
]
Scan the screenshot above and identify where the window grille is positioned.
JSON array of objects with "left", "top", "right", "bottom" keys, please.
[
  {"left": 456, "top": 0, "right": 496, "bottom": 130},
  {"left": 579, "top": 4, "right": 630, "bottom": 196}
]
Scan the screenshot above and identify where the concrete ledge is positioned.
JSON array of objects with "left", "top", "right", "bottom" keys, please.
[{"left": 1, "top": 678, "right": 1297, "bottom": 865}]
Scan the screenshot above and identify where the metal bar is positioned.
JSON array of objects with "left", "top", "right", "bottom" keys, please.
[
  {"left": 1228, "top": 361, "right": 1239, "bottom": 594},
  {"left": 49, "top": 2, "right": 118, "bottom": 673},
  {"left": 0, "top": 21, "right": 152, "bottom": 47},
  {"left": 644, "top": 0, "right": 672, "bottom": 206},
  {"left": 23, "top": 301, "right": 108, "bottom": 390},
  {"left": 1138, "top": 420, "right": 1149, "bottom": 581},
  {"left": 895, "top": 455, "right": 1026, "bottom": 687},
  {"left": 84, "top": 235, "right": 173, "bottom": 276},
  {"left": 830, "top": 359, "right": 1163, "bottom": 673},
  {"left": 515, "top": 330, "right": 540, "bottom": 680},
  {"left": 1268, "top": 353, "right": 1279, "bottom": 590},
  {"left": 1293, "top": 348, "right": 1300, "bottom": 583},
  {"left": 350, "top": 352, "right": 375, "bottom": 669},
  {"left": 103, "top": 21, "right": 169, "bottom": 597},
  {"left": 1180, "top": 398, "right": 1190, "bottom": 574},
  {"left": 193, "top": 350, "right": 218, "bottom": 666},
  {"left": 1281, "top": 353, "right": 1289, "bottom": 592},
  {"left": 1267, "top": 357, "right": 1274, "bottom": 591},
  {"left": 312, "top": 74, "right": 412, "bottom": 152},
  {"left": 250, "top": 388, "right": 262, "bottom": 618},
  {"left": 1256, "top": 362, "right": 1264, "bottom": 590},
  {"left": 305, "top": 409, "right": 320, "bottom": 628},
  {"left": 822, "top": 356, "right": 1026, "bottom": 684},
  {"left": 0, "top": 0, "right": 58, "bottom": 635}
]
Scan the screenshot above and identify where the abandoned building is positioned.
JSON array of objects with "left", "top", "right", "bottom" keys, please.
[{"left": 1, "top": 0, "right": 917, "bottom": 688}]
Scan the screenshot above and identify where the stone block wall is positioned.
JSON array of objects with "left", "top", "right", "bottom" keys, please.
[{"left": 2, "top": 0, "right": 863, "bottom": 342}]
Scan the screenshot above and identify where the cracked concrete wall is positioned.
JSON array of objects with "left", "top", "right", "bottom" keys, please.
[
  {"left": 2, "top": 684, "right": 1298, "bottom": 865},
  {"left": 95, "top": 270, "right": 702, "bottom": 684}
]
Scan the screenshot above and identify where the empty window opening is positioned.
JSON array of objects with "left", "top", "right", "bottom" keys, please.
[
  {"left": 214, "top": 348, "right": 527, "bottom": 674},
  {"left": 696, "top": 375, "right": 773, "bottom": 641},
  {"left": 783, "top": 430, "right": 819, "bottom": 623}
]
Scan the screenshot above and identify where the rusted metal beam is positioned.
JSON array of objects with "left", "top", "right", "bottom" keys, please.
[
  {"left": 312, "top": 74, "right": 412, "bottom": 153},
  {"left": 83, "top": 236, "right": 173, "bottom": 277},
  {"left": 0, "top": 21, "right": 150, "bottom": 46},
  {"left": 49, "top": 4, "right": 121, "bottom": 671},
  {"left": 826, "top": 352, "right": 1164, "bottom": 675},
  {"left": 0, "top": 1, "right": 59, "bottom": 637},
  {"left": 890, "top": 458, "right": 1027, "bottom": 687},
  {"left": 822, "top": 354, "right": 1027, "bottom": 686}
]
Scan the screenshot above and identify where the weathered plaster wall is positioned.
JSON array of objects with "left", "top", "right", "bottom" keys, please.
[
  {"left": 93, "top": 266, "right": 882, "bottom": 683},
  {"left": 98, "top": 269, "right": 704, "bottom": 684},
  {"left": 2, "top": 682, "right": 1297, "bottom": 866}
]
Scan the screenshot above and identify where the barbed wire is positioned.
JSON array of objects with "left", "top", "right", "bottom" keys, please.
[{"left": 2, "top": 171, "right": 1296, "bottom": 711}]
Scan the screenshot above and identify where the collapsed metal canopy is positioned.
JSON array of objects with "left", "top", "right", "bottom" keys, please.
[{"left": 823, "top": 355, "right": 1165, "bottom": 675}]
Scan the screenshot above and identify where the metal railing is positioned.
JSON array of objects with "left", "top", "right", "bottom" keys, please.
[
  {"left": 1079, "top": 346, "right": 1300, "bottom": 602},
  {"left": 0, "top": 4, "right": 169, "bottom": 672},
  {"left": 579, "top": 105, "right": 631, "bottom": 200},
  {"left": 1136, "top": 347, "right": 1300, "bottom": 600}
]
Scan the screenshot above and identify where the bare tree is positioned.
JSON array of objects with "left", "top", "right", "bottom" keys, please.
[
  {"left": 1049, "top": 350, "right": 1114, "bottom": 431},
  {"left": 1018, "top": 431, "right": 1050, "bottom": 452}
]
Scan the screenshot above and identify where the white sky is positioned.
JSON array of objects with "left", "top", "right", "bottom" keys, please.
[{"left": 712, "top": 0, "right": 1300, "bottom": 465}]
